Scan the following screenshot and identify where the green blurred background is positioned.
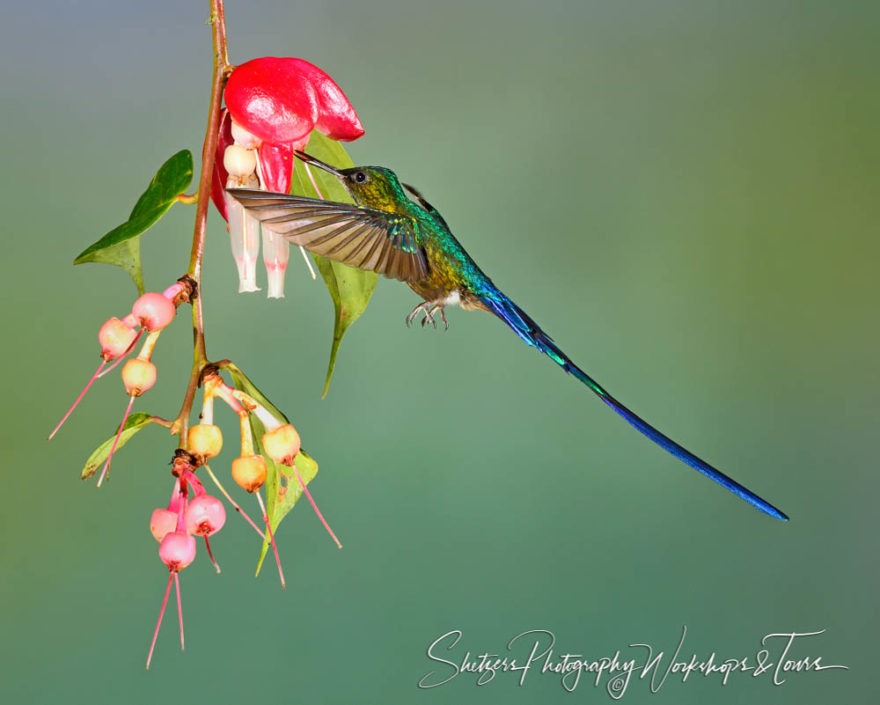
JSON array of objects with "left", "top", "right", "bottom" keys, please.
[{"left": 1, "top": 1, "right": 877, "bottom": 702}]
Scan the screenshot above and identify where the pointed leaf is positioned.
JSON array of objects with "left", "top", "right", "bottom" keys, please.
[
  {"left": 222, "top": 361, "right": 289, "bottom": 422},
  {"left": 291, "top": 131, "right": 378, "bottom": 396},
  {"left": 75, "top": 150, "right": 194, "bottom": 293},
  {"left": 254, "top": 445, "right": 319, "bottom": 575},
  {"left": 222, "top": 363, "right": 320, "bottom": 573},
  {"left": 81, "top": 412, "right": 156, "bottom": 479}
]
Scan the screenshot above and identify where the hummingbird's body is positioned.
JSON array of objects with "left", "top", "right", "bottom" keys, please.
[{"left": 229, "top": 153, "right": 787, "bottom": 521}]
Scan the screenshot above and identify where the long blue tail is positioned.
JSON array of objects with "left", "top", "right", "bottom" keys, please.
[{"left": 480, "top": 293, "right": 787, "bottom": 521}]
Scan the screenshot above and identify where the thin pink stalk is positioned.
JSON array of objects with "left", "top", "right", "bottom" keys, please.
[
  {"left": 213, "top": 378, "right": 246, "bottom": 414},
  {"left": 303, "top": 162, "right": 325, "bottom": 200},
  {"left": 203, "top": 536, "right": 221, "bottom": 574},
  {"left": 184, "top": 471, "right": 207, "bottom": 497},
  {"left": 162, "top": 282, "right": 186, "bottom": 300},
  {"left": 146, "top": 572, "right": 173, "bottom": 669},
  {"left": 48, "top": 360, "right": 106, "bottom": 439},
  {"left": 175, "top": 572, "right": 185, "bottom": 651},
  {"left": 175, "top": 475, "right": 189, "bottom": 531},
  {"left": 97, "top": 395, "right": 137, "bottom": 487},
  {"left": 256, "top": 490, "right": 286, "bottom": 588},
  {"left": 296, "top": 162, "right": 323, "bottom": 279},
  {"left": 167, "top": 477, "right": 184, "bottom": 513},
  {"left": 292, "top": 464, "right": 342, "bottom": 549},
  {"left": 202, "top": 464, "right": 265, "bottom": 539}
]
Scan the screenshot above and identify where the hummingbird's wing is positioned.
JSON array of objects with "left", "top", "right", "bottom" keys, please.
[{"left": 227, "top": 189, "right": 429, "bottom": 282}]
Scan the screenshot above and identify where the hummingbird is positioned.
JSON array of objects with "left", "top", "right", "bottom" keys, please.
[{"left": 228, "top": 151, "right": 787, "bottom": 521}]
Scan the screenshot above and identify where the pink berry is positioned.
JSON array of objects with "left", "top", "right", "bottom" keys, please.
[
  {"left": 150, "top": 508, "right": 178, "bottom": 542},
  {"left": 158, "top": 531, "right": 196, "bottom": 571},
  {"left": 98, "top": 317, "right": 138, "bottom": 361},
  {"left": 122, "top": 358, "right": 157, "bottom": 396},
  {"left": 132, "top": 292, "right": 176, "bottom": 331},
  {"left": 185, "top": 495, "right": 227, "bottom": 537}
]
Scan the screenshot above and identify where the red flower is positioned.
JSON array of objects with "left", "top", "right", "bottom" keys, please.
[{"left": 211, "top": 57, "right": 364, "bottom": 297}]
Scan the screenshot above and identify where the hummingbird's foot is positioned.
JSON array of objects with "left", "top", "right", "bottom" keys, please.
[
  {"left": 431, "top": 305, "right": 449, "bottom": 331},
  {"left": 405, "top": 302, "right": 449, "bottom": 330},
  {"left": 405, "top": 302, "right": 428, "bottom": 328}
]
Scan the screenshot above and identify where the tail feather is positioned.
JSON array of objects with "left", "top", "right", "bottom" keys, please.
[{"left": 480, "top": 293, "right": 788, "bottom": 521}]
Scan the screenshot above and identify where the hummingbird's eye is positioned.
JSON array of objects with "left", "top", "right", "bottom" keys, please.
[{"left": 352, "top": 171, "right": 368, "bottom": 184}]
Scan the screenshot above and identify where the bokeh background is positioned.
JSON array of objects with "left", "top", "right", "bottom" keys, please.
[{"left": 1, "top": 1, "right": 877, "bottom": 703}]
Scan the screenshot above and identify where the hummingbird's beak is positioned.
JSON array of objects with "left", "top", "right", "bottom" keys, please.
[{"left": 294, "top": 150, "right": 344, "bottom": 178}]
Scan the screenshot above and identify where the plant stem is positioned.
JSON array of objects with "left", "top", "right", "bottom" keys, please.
[{"left": 172, "top": 0, "right": 230, "bottom": 441}]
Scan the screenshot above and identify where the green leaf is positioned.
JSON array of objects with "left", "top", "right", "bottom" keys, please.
[
  {"left": 222, "top": 362, "right": 320, "bottom": 574},
  {"left": 222, "top": 361, "right": 288, "bottom": 422},
  {"left": 254, "top": 448, "right": 319, "bottom": 576},
  {"left": 74, "top": 150, "right": 194, "bottom": 293},
  {"left": 81, "top": 412, "right": 156, "bottom": 480},
  {"left": 290, "top": 131, "right": 379, "bottom": 397}
]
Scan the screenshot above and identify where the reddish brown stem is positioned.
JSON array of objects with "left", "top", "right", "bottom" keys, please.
[{"left": 171, "top": 0, "right": 230, "bottom": 441}]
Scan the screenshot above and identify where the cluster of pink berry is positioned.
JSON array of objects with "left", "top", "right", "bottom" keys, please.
[
  {"left": 50, "top": 280, "right": 192, "bottom": 485},
  {"left": 210, "top": 57, "right": 363, "bottom": 297},
  {"left": 147, "top": 454, "right": 225, "bottom": 668},
  {"left": 52, "top": 52, "right": 361, "bottom": 669},
  {"left": 144, "top": 368, "right": 339, "bottom": 668}
]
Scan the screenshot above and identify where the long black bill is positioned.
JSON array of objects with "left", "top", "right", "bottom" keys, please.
[{"left": 294, "top": 150, "right": 344, "bottom": 177}]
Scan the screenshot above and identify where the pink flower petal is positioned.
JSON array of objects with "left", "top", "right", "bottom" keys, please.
[
  {"left": 226, "top": 57, "right": 318, "bottom": 145},
  {"left": 210, "top": 110, "right": 235, "bottom": 221},
  {"left": 257, "top": 140, "right": 296, "bottom": 194},
  {"left": 289, "top": 58, "right": 364, "bottom": 142}
]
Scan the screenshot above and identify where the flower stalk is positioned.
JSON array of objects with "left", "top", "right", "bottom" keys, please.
[{"left": 172, "top": 0, "right": 231, "bottom": 442}]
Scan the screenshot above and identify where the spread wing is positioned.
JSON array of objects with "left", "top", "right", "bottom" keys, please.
[{"left": 227, "top": 188, "right": 429, "bottom": 282}]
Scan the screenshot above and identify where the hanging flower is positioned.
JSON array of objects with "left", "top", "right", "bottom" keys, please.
[{"left": 211, "top": 57, "right": 364, "bottom": 298}]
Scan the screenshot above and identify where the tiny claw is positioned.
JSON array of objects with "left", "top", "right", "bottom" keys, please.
[
  {"left": 406, "top": 301, "right": 430, "bottom": 328},
  {"left": 406, "top": 301, "right": 447, "bottom": 331}
]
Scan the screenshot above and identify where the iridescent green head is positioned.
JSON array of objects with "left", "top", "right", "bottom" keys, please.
[{"left": 295, "top": 150, "right": 406, "bottom": 212}]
